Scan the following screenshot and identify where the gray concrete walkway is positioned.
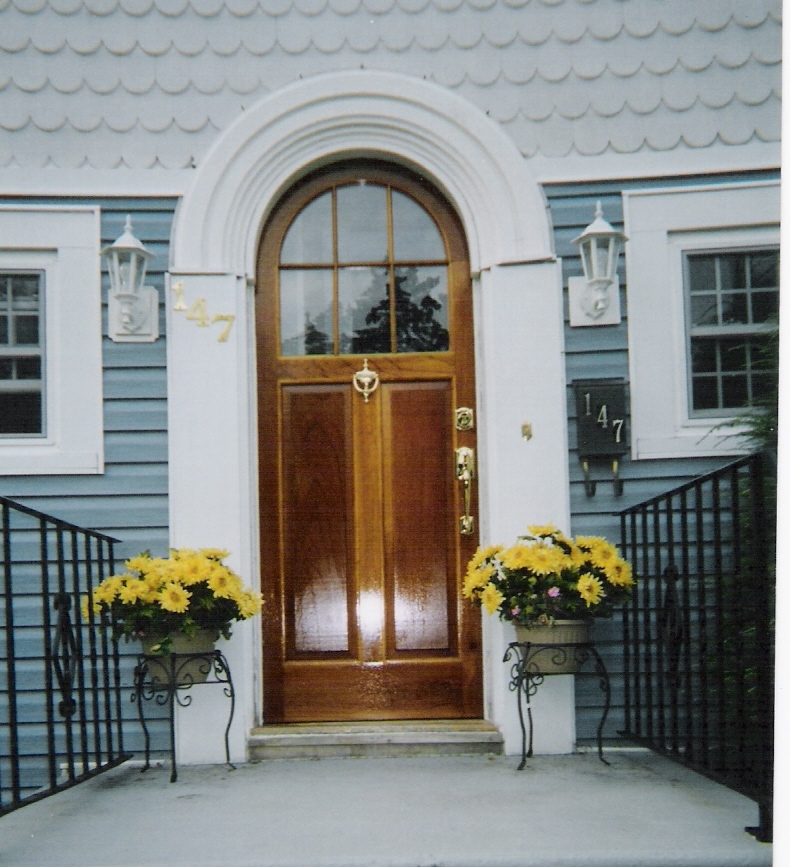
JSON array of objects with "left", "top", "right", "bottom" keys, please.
[{"left": 0, "top": 751, "right": 772, "bottom": 867}]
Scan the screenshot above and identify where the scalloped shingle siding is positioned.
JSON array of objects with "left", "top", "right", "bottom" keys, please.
[{"left": 0, "top": 0, "right": 781, "bottom": 169}]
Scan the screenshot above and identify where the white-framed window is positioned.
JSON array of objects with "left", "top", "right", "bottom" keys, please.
[
  {"left": 623, "top": 182, "right": 780, "bottom": 460},
  {"left": 0, "top": 207, "right": 104, "bottom": 475},
  {"left": 684, "top": 247, "right": 779, "bottom": 416}
]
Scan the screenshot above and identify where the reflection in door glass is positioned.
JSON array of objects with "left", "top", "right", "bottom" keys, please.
[
  {"left": 338, "top": 267, "right": 390, "bottom": 355},
  {"left": 280, "top": 269, "right": 333, "bottom": 355},
  {"left": 337, "top": 184, "right": 388, "bottom": 263},
  {"left": 394, "top": 266, "right": 448, "bottom": 352},
  {"left": 279, "top": 178, "right": 454, "bottom": 356},
  {"left": 280, "top": 193, "right": 333, "bottom": 264},
  {"left": 392, "top": 191, "right": 444, "bottom": 261}
]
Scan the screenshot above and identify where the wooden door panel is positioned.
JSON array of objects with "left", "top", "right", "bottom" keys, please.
[
  {"left": 282, "top": 385, "right": 354, "bottom": 657},
  {"left": 384, "top": 381, "right": 455, "bottom": 655},
  {"left": 282, "top": 660, "right": 468, "bottom": 721}
]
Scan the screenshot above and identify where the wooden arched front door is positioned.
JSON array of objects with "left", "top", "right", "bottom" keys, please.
[{"left": 257, "top": 161, "right": 482, "bottom": 722}]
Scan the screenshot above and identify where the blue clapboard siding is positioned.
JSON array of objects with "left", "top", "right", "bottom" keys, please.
[
  {"left": 543, "top": 170, "right": 779, "bottom": 743},
  {"left": 0, "top": 199, "right": 176, "bottom": 764},
  {"left": 0, "top": 198, "right": 175, "bottom": 562}
]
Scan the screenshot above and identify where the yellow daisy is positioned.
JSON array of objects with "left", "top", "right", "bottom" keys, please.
[
  {"left": 159, "top": 582, "right": 192, "bottom": 613},
  {"left": 576, "top": 573, "right": 604, "bottom": 607},
  {"left": 480, "top": 582, "right": 505, "bottom": 615}
]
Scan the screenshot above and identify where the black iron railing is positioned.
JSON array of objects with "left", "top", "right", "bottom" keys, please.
[
  {"left": 1, "top": 495, "right": 132, "bottom": 815},
  {"left": 619, "top": 453, "right": 775, "bottom": 842}
]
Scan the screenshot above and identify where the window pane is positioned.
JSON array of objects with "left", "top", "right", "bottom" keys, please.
[
  {"left": 12, "top": 276, "right": 39, "bottom": 309},
  {"left": 336, "top": 184, "right": 387, "bottom": 263},
  {"left": 750, "top": 252, "right": 778, "bottom": 288},
  {"left": 392, "top": 192, "right": 445, "bottom": 261},
  {"left": 16, "top": 357, "right": 41, "bottom": 379},
  {"left": 692, "top": 377, "right": 718, "bottom": 410},
  {"left": 688, "top": 256, "right": 716, "bottom": 291},
  {"left": 280, "top": 193, "right": 333, "bottom": 264},
  {"left": 691, "top": 338, "right": 717, "bottom": 373},
  {"left": 690, "top": 294, "right": 718, "bottom": 326},
  {"left": 720, "top": 292, "right": 747, "bottom": 325},
  {"left": 394, "top": 266, "right": 449, "bottom": 352},
  {"left": 0, "top": 316, "right": 7, "bottom": 344},
  {"left": 718, "top": 254, "right": 746, "bottom": 290},
  {"left": 279, "top": 269, "right": 333, "bottom": 356},
  {"left": 0, "top": 359, "right": 11, "bottom": 378},
  {"left": 721, "top": 375, "right": 748, "bottom": 408},
  {"left": 719, "top": 338, "right": 746, "bottom": 372},
  {"left": 338, "top": 266, "right": 390, "bottom": 354},
  {"left": 15, "top": 316, "right": 39, "bottom": 345},
  {"left": 0, "top": 392, "right": 42, "bottom": 434},
  {"left": 752, "top": 291, "right": 779, "bottom": 323}
]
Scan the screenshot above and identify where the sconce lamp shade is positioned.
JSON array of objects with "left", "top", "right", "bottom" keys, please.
[
  {"left": 101, "top": 215, "right": 154, "bottom": 296},
  {"left": 571, "top": 201, "right": 627, "bottom": 291}
]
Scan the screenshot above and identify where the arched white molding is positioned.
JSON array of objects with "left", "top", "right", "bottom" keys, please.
[{"left": 170, "top": 70, "right": 554, "bottom": 276}]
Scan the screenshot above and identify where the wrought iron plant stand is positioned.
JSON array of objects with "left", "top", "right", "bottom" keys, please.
[
  {"left": 504, "top": 638, "right": 611, "bottom": 769},
  {"left": 133, "top": 648, "right": 235, "bottom": 782}
]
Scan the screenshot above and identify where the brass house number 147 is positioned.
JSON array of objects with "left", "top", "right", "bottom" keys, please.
[{"left": 170, "top": 280, "right": 236, "bottom": 342}]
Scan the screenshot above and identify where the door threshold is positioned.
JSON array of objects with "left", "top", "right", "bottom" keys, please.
[{"left": 248, "top": 719, "right": 503, "bottom": 761}]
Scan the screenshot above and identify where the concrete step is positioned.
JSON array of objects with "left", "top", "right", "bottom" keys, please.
[{"left": 248, "top": 719, "right": 504, "bottom": 761}]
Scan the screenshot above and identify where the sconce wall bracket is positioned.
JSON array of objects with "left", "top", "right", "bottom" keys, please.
[
  {"left": 108, "top": 286, "right": 159, "bottom": 342},
  {"left": 568, "top": 274, "right": 621, "bottom": 327}
]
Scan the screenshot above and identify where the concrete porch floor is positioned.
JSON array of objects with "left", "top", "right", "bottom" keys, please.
[{"left": 0, "top": 750, "right": 772, "bottom": 867}]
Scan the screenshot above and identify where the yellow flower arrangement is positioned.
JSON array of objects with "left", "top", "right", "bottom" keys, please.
[
  {"left": 84, "top": 548, "right": 262, "bottom": 654},
  {"left": 463, "top": 525, "right": 634, "bottom": 627}
]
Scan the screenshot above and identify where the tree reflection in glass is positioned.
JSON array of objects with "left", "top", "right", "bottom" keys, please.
[{"left": 340, "top": 265, "right": 448, "bottom": 354}]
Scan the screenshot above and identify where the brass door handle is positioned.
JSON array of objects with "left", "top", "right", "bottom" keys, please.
[{"left": 455, "top": 446, "right": 475, "bottom": 535}]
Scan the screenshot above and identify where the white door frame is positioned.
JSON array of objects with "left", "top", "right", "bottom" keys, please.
[{"left": 167, "top": 70, "right": 571, "bottom": 761}]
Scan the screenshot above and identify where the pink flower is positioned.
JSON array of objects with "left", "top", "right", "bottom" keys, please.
[
  {"left": 511, "top": 607, "right": 521, "bottom": 616},
  {"left": 547, "top": 587, "right": 561, "bottom": 598}
]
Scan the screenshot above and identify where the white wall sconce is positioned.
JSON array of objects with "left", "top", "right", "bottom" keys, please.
[
  {"left": 568, "top": 201, "right": 627, "bottom": 327},
  {"left": 102, "top": 215, "right": 159, "bottom": 342}
]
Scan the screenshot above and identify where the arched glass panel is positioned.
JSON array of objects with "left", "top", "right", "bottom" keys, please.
[
  {"left": 281, "top": 192, "right": 333, "bottom": 264},
  {"left": 279, "top": 175, "right": 450, "bottom": 356}
]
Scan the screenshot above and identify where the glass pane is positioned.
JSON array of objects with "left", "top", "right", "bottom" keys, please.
[
  {"left": 0, "top": 358, "right": 12, "bottom": 379},
  {"left": 721, "top": 374, "right": 748, "bottom": 408},
  {"left": 392, "top": 191, "right": 445, "bottom": 261},
  {"left": 751, "top": 371, "right": 773, "bottom": 403},
  {"left": 718, "top": 254, "right": 746, "bottom": 290},
  {"left": 394, "top": 266, "right": 449, "bottom": 352},
  {"left": 15, "top": 316, "right": 39, "bottom": 345},
  {"left": 280, "top": 193, "right": 333, "bottom": 265},
  {"left": 691, "top": 338, "right": 717, "bottom": 373},
  {"left": 336, "top": 184, "right": 387, "bottom": 263},
  {"left": 0, "top": 392, "right": 42, "bottom": 434},
  {"left": 720, "top": 292, "right": 747, "bottom": 325},
  {"left": 750, "top": 252, "right": 778, "bottom": 288},
  {"left": 338, "top": 267, "right": 390, "bottom": 354},
  {"left": 279, "top": 269, "right": 334, "bottom": 356},
  {"left": 719, "top": 338, "right": 746, "bottom": 372},
  {"left": 0, "top": 317, "right": 7, "bottom": 344},
  {"left": 16, "top": 357, "right": 41, "bottom": 379},
  {"left": 688, "top": 256, "right": 716, "bottom": 291},
  {"left": 692, "top": 376, "right": 718, "bottom": 410},
  {"left": 752, "top": 291, "right": 779, "bottom": 323},
  {"left": 12, "top": 276, "right": 40, "bottom": 309},
  {"left": 690, "top": 294, "right": 718, "bottom": 326},
  {"left": 0, "top": 279, "right": 7, "bottom": 306}
]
